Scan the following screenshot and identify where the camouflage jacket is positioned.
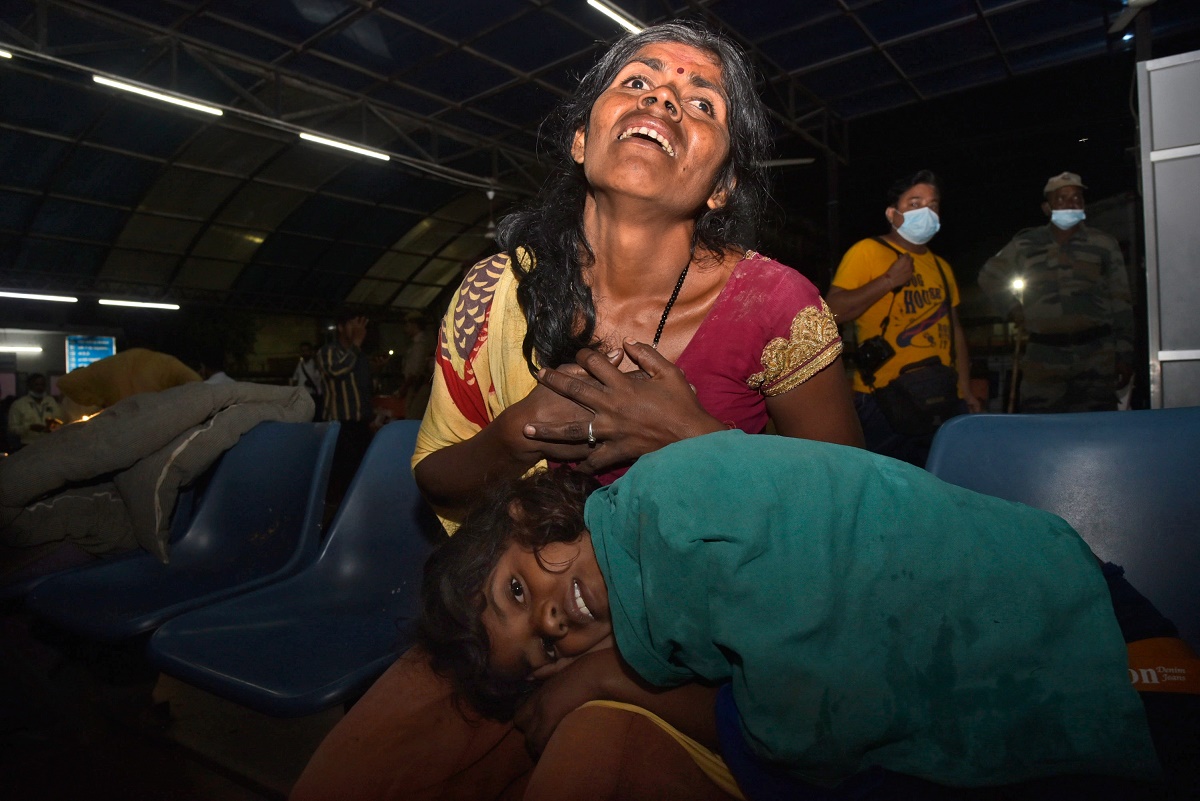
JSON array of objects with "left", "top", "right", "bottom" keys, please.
[{"left": 978, "top": 224, "right": 1133, "bottom": 360}]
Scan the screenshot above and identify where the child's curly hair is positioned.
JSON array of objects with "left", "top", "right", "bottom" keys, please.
[{"left": 417, "top": 467, "right": 601, "bottom": 720}]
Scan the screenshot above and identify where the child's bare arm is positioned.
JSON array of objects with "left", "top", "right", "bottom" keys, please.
[
  {"left": 514, "top": 647, "right": 719, "bottom": 755},
  {"left": 527, "top": 633, "right": 615, "bottom": 681}
]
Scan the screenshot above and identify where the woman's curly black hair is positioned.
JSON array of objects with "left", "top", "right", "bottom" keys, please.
[
  {"left": 417, "top": 467, "right": 602, "bottom": 720},
  {"left": 497, "top": 20, "right": 773, "bottom": 373}
]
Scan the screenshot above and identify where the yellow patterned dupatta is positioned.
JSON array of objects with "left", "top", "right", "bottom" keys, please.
[
  {"left": 412, "top": 251, "right": 537, "bottom": 529},
  {"left": 413, "top": 249, "right": 842, "bottom": 531}
]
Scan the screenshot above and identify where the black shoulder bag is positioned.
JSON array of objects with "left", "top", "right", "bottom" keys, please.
[{"left": 867, "top": 238, "right": 963, "bottom": 437}]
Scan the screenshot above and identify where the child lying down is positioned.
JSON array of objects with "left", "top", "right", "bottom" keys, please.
[{"left": 418, "top": 430, "right": 1160, "bottom": 796}]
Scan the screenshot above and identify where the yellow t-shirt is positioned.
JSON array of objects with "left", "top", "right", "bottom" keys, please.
[{"left": 831, "top": 238, "right": 960, "bottom": 393}]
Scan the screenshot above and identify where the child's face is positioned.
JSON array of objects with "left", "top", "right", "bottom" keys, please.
[{"left": 481, "top": 531, "right": 612, "bottom": 681}]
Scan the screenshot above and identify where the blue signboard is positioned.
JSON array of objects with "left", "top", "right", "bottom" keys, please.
[{"left": 66, "top": 336, "right": 116, "bottom": 372}]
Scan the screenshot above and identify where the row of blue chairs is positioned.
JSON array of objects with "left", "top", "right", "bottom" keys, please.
[
  {"left": 20, "top": 409, "right": 1199, "bottom": 719},
  {"left": 23, "top": 419, "right": 441, "bottom": 716}
]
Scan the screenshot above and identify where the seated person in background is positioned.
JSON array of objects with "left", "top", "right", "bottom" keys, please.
[
  {"left": 421, "top": 430, "right": 1167, "bottom": 799},
  {"left": 57, "top": 347, "right": 201, "bottom": 421},
  {"left": 195, "top": 349, "right": 236, "bottom": 384},
  {"left": 7, "top": 374, "right": 63, "bottom": 448}
]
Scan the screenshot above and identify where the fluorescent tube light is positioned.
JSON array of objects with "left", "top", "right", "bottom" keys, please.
[
  {"left": 587, "top": 0, "right": 644, "bottom": 34},
  {"left": 98, "top": 298, "right": 181, "bottom": 310},
  {"left": 92, "top": 75, "right": 223, "bottom": 116},
  {"left": 0, "top": 345, "right": 42, "bottom": 353},
  {"left": 299, "top": 132, "right": 390, "bottom": 161},
  {"left": 0, "top": 49, "right": 13, "bottom": 59},
  {"left": 0, "top": 290, "right": 78, "bottom": 303}
]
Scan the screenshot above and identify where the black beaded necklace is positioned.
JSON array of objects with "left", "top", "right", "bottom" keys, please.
[{"left": 652, "top": 260, "right": 690, "bottom": 349}]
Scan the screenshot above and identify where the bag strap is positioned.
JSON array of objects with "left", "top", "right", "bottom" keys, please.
[
  {"left": 868, "top": 237, "right": 902, "bottom": 336},
  {"left": 868, "top": 235, "right": 960, "bottom": 390},
  {"left": 930, "top": 254, "right": 957, "bottom": 365},
  {"left": 871, "top": 236, "right": 957, "bottom": 364}
]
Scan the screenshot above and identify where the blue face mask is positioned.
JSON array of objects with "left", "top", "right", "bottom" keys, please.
[
  {"left": 1050, "top": 209, "right": 1086, "bottom": 230},
  {"left": 894, "top": 206, "right": 940, "bottom": 245}
]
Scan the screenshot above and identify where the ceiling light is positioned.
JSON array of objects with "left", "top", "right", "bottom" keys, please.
[
  {"left": 299, "top": 132, "right": 390, "bottom": 161},
  {"left": 0, "top": 49, "right": 13, "bottom": 59},
  {"left": 0, "top": 345, "right": 42, "bottom": 353},
  {"left": 760, "top": 158, "right": 817, "bottom": 168},
  {"left": 98, "top": 298, "right": 181, "bottom": 310},
  {"left": 587, "top": 0, "right": 644, "bottom": 34},
  {"left": 1123, "top": 32, "right": 1134, "bottom": 42},
  {"left": 0, "top": 290, "right": 78, "bottom": 303},
  {"left": 92, "top": 75, "right": 223, "bottom": 116}
]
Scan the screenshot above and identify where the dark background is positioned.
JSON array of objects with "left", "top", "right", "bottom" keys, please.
[{"left": 767, "top": 47, "right": 1142, "bottom": 292}]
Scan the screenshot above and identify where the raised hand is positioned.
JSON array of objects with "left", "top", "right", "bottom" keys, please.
[
  {"left": 503, "top": 380, "right": 599, "bottom": 466},
  {"left": 524, "top": 339, "right": 724, "bottom": 473},
  {"left": 884, "top": 252, "right": 914, "bottom": 290},
  {"left": 412, "top": 356, "right": 618, "bottom": 514}
]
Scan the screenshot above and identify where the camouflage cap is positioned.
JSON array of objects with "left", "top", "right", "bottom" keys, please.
[{"left": 1043, "top": 171, "right": 1087, "bottom": 194}]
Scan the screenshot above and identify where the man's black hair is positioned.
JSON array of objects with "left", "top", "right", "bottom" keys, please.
[{"left": 886, "top": 169, "right": 940, "bottom": 208}]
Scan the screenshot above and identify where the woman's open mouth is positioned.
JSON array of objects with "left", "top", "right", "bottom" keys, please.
[{"left": 617, "top": 126, "right": 675, "bottom": 157}]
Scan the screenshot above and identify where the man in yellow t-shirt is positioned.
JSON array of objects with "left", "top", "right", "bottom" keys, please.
[{"left": 828, "top": 170, "right": 980, "bottom": 466}]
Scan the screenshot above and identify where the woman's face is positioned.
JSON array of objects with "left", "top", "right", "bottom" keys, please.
[
  {"left": 481, "top": 534, "right": 612, "bottom": 682},
  {"left": 572, "top": 41, "right": 733, "bottom": 214}
]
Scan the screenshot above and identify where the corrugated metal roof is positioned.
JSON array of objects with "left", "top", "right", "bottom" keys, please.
[{"left": 0, "top": 0, "right": 1197, "bottom": 322}]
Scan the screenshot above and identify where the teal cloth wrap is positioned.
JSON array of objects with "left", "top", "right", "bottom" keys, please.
[{"left": 583, "top": 430, "right": 1158, "bottom": 788}]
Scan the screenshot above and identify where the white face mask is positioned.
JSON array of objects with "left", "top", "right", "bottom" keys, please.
[
  {"left": 1050, "top": 209, "right": 1086, "bottom": 230},
  {"left": 893, "top": 206, "right": 940, "bottom": 245}
]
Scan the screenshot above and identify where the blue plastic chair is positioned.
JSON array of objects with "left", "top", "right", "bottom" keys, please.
[
  {"left": 147, "top": 420, "right": 442, "bottom": 716},
  {"left": 926, "top": 409, "right": 1200, "bottom": 651},
  {"left": 26, "top": 421, "right": 339, "bottom": 640}
]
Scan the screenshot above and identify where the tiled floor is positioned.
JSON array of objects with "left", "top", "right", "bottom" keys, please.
[{"left": 2, "top": 607, "right": 342, "bottom": 800}]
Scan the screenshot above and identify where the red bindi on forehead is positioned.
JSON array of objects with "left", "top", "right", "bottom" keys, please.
[{"left": 677, "top": 67, "right": 684, "bottom": 73}]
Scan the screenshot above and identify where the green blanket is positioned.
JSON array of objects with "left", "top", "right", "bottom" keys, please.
[{"left": 584, "top": 430, "right": 1158, "bottom": 787}]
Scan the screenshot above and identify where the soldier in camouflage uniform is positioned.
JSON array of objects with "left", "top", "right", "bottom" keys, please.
[{"left": 978, "top": 172, "right": 1134, "bottom": 412}]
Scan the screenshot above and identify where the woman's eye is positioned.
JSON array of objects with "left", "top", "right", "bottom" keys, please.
[
  {"left": 691, "top": 98, "right": 714, "bottom": 116},
  {"left": 623, "top": 76, "right": 648, "bottom": 90},
  {"left": 509, "top": 578, "right": 524, "bottom": 603}
]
